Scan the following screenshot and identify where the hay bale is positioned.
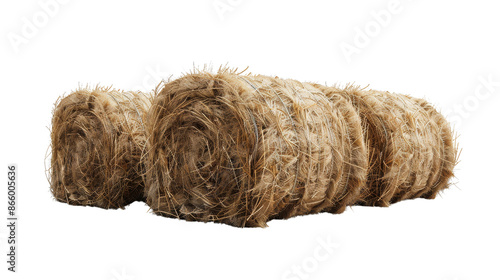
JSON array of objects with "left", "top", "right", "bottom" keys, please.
[
  {"left": 49, "top": 86, "right": 151, "bottom": 209},
  {"left": 145, "top": 69, "right": 368, "bottom": 227},
  {"left": 49, "top": 69, "right": 457, "bottom": 227},
  {"left": 316, "top": 85, "right": 458, "bottom": 207}
]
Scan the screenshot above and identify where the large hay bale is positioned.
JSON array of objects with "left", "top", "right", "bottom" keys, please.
[
  {"left": 49, "top": 87, "right": 151, "bottom": 209},
  {"left": 145, "top": 70, "right": 368, "bottom": 227},
  {"left": 316, "top": 85, "right": 458, "bottom": 207}
]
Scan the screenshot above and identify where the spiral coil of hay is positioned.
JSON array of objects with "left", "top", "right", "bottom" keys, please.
[{"left": 49, "top": 86, "right": 151, "bottom": 209}]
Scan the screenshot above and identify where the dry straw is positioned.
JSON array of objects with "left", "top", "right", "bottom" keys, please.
[
  {"left": 145, "top": 68, "right": 457, "bottom": 227},
  {"left": 145, "top": 69, "right": 369, "bottom": 227},
  {"left": 316, "top": 85, "right": 459, "bottom": 207},
  {"left": 49, "top": 69, "right": 458, "bottom": 227},
  {"left": 49, "top": 86, "right": 151, "bottom": 209}
]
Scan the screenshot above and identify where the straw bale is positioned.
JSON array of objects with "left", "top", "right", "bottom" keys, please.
[
  {"left": 145, "top": 69, "right": 368, "bottom": 227},
  {"left": 50, "top": 87, "right": 151, "bottom": 209}
]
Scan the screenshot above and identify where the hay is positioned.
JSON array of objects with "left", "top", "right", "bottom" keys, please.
[
  {"left": 49, "top": 68, "right": 458, "bottom": 227},
  {"left": 409, "top": 97, "right": 458, "bottom": 200},
  {"left": 49, "top": 86, "right": 151, "bottom": 209},
  {"left": 145, "top": 69, "right": 368, "bottom": 227},
  {"left": 317, "top": 85, "right": 458, "bottom": 207}
]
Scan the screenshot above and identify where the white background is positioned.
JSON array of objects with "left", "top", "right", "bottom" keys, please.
[{"left": 1, "top": 0, "right": 499, "bottom": 279}]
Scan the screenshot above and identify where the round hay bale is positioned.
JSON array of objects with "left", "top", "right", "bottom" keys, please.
[
  {"left": 145, "top": 69, "right": 368, "bottom": 227},
  {"left": 409, "top": 97, "right": 458, "bottom": 200},
  {"left": 49, "top": 87, "right": 151, "bottom": 209},
  {"left": 317, "top": 85, "right": 458, "bottom": 206}
]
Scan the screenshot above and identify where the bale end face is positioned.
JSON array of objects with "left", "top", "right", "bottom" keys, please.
[{"left": 49, "top": 87, "right": 150, "bottom": 209}]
